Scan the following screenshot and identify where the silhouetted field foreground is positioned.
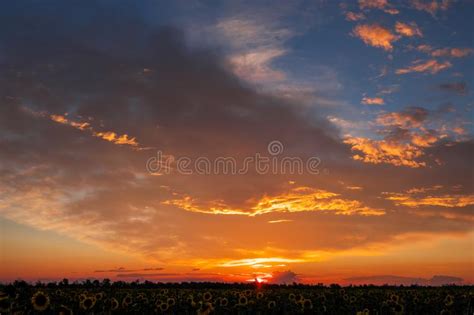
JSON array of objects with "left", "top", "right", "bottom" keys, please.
[{"left": 1, "top": 280, "right": 472, "bottom": 314}]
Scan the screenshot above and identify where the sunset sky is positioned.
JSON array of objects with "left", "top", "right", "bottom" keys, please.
[{"left": 0, "top": 0, "right": 473, "bottom": 285}]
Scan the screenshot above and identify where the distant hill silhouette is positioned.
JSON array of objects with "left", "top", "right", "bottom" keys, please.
[{"left": 344, "top": 275, "right": 463, "bottom": 286}]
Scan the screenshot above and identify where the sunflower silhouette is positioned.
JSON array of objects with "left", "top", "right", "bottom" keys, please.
[
  {"left": 110, "top": 297, "right": 119, "bottom": 310},
  {"left": 203, "top": 291, "right": 212, "bottom": 301},
  {"left": 80, "top": 296, "right": 96, "bottom": 310},
  {"left": 238, "top": 295, "right": 248, "bottom": 306},
  {"left": 267, "top": 300, "right": 276, "bottom": 309},
  {"left": 219, "top": 297, "right": 228, "bottom": 307},
  {"left": 31, "top": 291, "right": 50, "bottom": 311},
  {"left": 303, "top": 299, "right": 313, "bottom": 310}
]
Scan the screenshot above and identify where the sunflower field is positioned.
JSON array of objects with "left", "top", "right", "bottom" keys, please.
[{"left": 0, "top": 281, "right": 472, "bottom": 314}]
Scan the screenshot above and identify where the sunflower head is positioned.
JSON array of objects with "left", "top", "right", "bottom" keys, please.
[
  {"left": 203, "top": 292, "right": 212, "bottom": 301},
  {"left": 267, "top": 300, "right": 276, "bottom": 309},
  {"left": 79, "top": 293, "right": 87, "bottom": 302},
  {"left": 391, "top": 294, "right": 399, "bottom": 303},
  {"left": 110, "top": 297, "right": 119, "bottom": 310},
  {"left": 80, "top": 296, "right": 96, "bottom": 310},
  {"left": 167, "top": 297, "right": 175, "bottom": 306},
  {"left": 160, "top": 302, "right": 169, "bottom": 312},
  {"left": 238, "top": 295, "right": 248, "bottom": 305},
  {"left": 95, "top": 292, "right": 104, "bottom": 300},
  {"left": 122, "top": 295, "right": 132, "bottom": 307},
  {"left": 444, "top": 294, "right": 454, "bottom": 306},
  {"left": 219, "top": 297, "right": 228, "bottom": 307},
  {"left": 303, "top": 299, "right": 313, "bottom": 310},
  {"left": 392, "top": 303, "right": 403, "bottom": 315},
  {"left": 31, "top": 291, "right": 50, "bottom": 311},
  {"left": 256, "top": 292, "right": 264, "bottom": 299}
]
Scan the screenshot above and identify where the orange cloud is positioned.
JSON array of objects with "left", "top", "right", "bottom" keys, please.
[
  {"left": 362, "top": 96, "right": 385, "bottom": 105},
  {"left": 346, "top": 186, "right": 363, "bottom": 191},
  {"left": 376, "top": 107, "right": 428, "bottom": 128},
  {"left": 384, "top": 8, "right": 400, "bottom": 14},
  {"left": 50, "top": 114, "right": 90, "bottom": 130},
  {"left": 396, "top": 59, "right": 452, "bottom": 74},
  {"left": 411, "top": 0, "right": 453, "bottom": 16},
  {"left": 406, "top": 185, "right": 443, "bottom": 194},
  {"left": 163, "top": 186, "right": 385, "bottom": 216},
  {"left": 359, "top": 0, "right": 388, "bottom": 9},
  {"left": 219, "top": 257, "right": 303, "bottom": 268},
  {"left": 345, "top": 11, "right": 366, "bottom": 21},
  {"left": 431, "top": 47, "right": 473, "bottom": 58},
  {"left": 94, "top": 131, "right": 138, "bottom": 147},
  {"left": 358, "top": 0, "right": 399, "bottom": 14},
  {"left": 344, "top": 137, "right": 426, "bottom": 168},
  {"left": 410, "top": 132, "right": 439, "bottom": 147},
  {"left": 267, "top": 219, "right": 293, "bottom": 224},
  {"left": 384, "top": 193, "right": 474, "bottom": 208},
  {"left": 452, "top": 127, "right": 467, "bottom": 135},
  {"left": 49, "top": 114, "right": 139, "bottom": 148},
  {"left": 353, "top": 24, "right": 398, "bottom": 51},
  {"left": 395, "top": 21, "right": 423, "bottom": 37},
  {"left": 416, "top": 44, "right": 433, "bottom": 53},
  {"left": 346, "top": 106, "right": 448, "bottom": 167},
  {"left": 383, "top": 185, "right": 474, "bottom": 213}
]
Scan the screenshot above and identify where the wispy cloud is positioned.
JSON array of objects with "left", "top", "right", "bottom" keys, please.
[
  {"left": 345, "top": 11, "right": 366, "bottom": 21},
  {"left": 395, "top": 21, "right": 423, "bottom": 37},
  {"left": 215, "top": 17, "right": 292, "bottom": 84},
  {"left": 94, "top": 267, "right": 164, "bottom": 273},
  {"left": 415, "top": 45, "right": 473, "bottom": 58},
  {"left": 268, "top": 219, "right": 293, "bottom": 224},
  {"left": 410, "top": 0, "right": 453, "bottom": 16},
  {"left": 50, "top": 114, "right": 140, "bottom": 148},
  {"left": 384, "top": 192, "right": 474, "bottom": 208},
  {"left": 358, "top": 0, "right": 399, "bottom": 14},
  {"left": 432, "top": 47, "right": 473, "bottom": 58},
  {"left": 396, "top": 59, "right": 452, "bottom": 74},
  {"left": 229, "top": 49, "right": 287, "bottom": 83},
  {"left": 362, "top": 96, "right": 385, "bottom": 105},
  {"left": 163, "top": 186, "right": 385, "bottom": 216},
  {"left": 219, "top": 257, "right": 303, "bottom": 268}
]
